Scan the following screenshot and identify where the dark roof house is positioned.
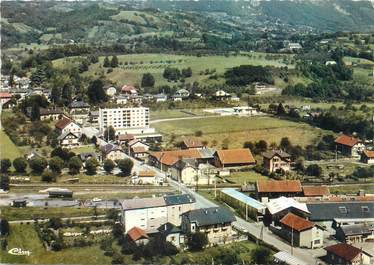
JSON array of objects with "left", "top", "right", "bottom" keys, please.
[{"left": 182, "top": 207, "right": 236, "bottom": 227}]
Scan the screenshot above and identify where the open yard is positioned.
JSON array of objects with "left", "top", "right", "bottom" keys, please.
[
  {"left": 0, "top": 224, "right": 111, "bottom": 264},
  {"left": 0, "top": 130, "right": 22, "bottom": 160},
  {"left": 225, "top": 171, "right": 269, "bottom": 185},
  {"left": 53, "top": 53, "right": 294, "bottom": 87},
  {"left": 154, "top": 116, "right": 325, "bottom": 149}
]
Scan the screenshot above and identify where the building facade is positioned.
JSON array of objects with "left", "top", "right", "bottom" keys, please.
[{"left": 98, "top": 107, "right": 149, "bottom": 132}]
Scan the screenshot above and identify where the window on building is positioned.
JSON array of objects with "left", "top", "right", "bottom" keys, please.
[
  {"left": 362, "top": 206, "right": 370, "bottom": 213},
  {"left": 339, "top": 206, "right": 347, "bottom": 214}
]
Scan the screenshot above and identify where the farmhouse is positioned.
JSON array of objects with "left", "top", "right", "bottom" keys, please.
[
  {"left": 117, "top": 133, "right": 135, "bottom": 144},
  {"left": 214, "top": 148, "right": 255, "bottom": 168},
  {"left": 121, "top": 194, "right": 195, "bottom": 233},
  {"left": 361, "top": 150, "right": 374, "bottom": 164},
  {"left": 181, "top": 207, "right": 236, "bottom": 245},
  {"left": 256, "top": 180, "right": 302, "bottom": 199},
  {"left": 154, "top": 93, "right": 168, "bottom": 102},
  {"left": 55, "top": 117, "right": 82, "bottom": 136},
  {"left": 324, "top": 243, "right": 373, "bottom": 265},
  {"left": 39, "top": 108, "right": 67, "bottom": 121},
  {"left": 57, "top": 132, "right": 80, "bottom": 148},
  {"left": 262, "top": 150, "right": 291, "bottom": 173},
  {"left": 68, "top": 101, "right": 90, "bottom": 113},
  {"left": 213, "top": 90, "right": 231, "bottom": 100},
  {"left": 335, "top": 134, "right": 365, "bottom": 157},
  {"left": 278, "top": 213, "right": 324, "bottom": 249},
  {"left": 148, "top": 149, "right": 209, "bottom": 172},
  {"left": 181, "top": 137, "right": 204, "bottom": 149},
  {"left": 170, "top": 158, "right": 216, "bottom": 185},
  {"left": 0, "top": 92, "right": 12, "bottom": 105},
  {"left": 100, "top": 144, "right": 126, "bottom": 161}
]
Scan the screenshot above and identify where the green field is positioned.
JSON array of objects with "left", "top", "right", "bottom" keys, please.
[
  {"left": 225, "top": 171, "right": 269, "bottom": 185},
  {"left": 154, "top": 116, "right": 324, "bottom": 148},
  {"left": 53, "top": 53, "right": 294, "bottom": 87},
  {"left": 0, "top": 130, "right": 22, "bottom": 160},
  {"left": 0, "top": 224, "right": 111, "bottom": 264},
  {"left": 0, "top": 207, "right": 108, "bottom": 221}
]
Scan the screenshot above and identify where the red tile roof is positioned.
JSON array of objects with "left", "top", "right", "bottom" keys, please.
[
  {"left": 55, "top": 117, "right": 72, "bottom": 130},
  {"left": 127, "top": 227, "right": 149, "bottom": 242},
  {"left": 303, "top": 186, "right": 330, "bottom": 197},
  {"left": 0, "top": 92, "right": 12, "bottom": 98},
  {"left": 138, "top": 170, "right": 155, "bottom": 178},
  {"left": 121, "top": 85, "right": 137, "bottom": 94},
  {"left": 257, "top": 180, "right": 302, "bottom": 193},
  {"left": 362, "top": 150, "right": 374, "bottom": 159},
  {"left": 325, "top": 243, "right": 362, "bottom": 262},
  {"left": 215, "top": 149, "right": 255, "bottom": 165},
  {"left": 183, "top": 137, "right": 203, "bottom": 149},
  {"left": 335, "top": 135, "right": 359, "bottom": 147},
  {"left": 150, "top": 149, "right": 202, "bottom": 166},
  {"left": 118, "top": 134, "right": 134, "bottom": 141},
  {"left": 280, "top": 213, "right": 314, "bottom": 232}
]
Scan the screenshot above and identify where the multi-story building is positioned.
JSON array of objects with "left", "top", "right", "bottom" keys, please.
[
  {"left": 181, "top": 207, "right": 236, "bottom": 245},
  {"left": 262, "top": 150, "right": 292, "bottom": 173},
  {"left": 121, "top": 194, "right": 195, "bottom": 233},
  {"left": 98, "top": 107, "right": 149, "bottom": 133}
]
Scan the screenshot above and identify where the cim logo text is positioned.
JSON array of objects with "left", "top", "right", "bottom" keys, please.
[{"left": 8, "top": 248, "right": 32, "bottom": 256}]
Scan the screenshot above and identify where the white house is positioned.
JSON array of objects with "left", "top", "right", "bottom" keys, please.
[
  {"left": 121, "top": 194, "right": 195, "bottom": 233},
  {"left": 55, "top": 118, "right": 82, "bottom": 136},
  {"left": 57, "top": 132, "right": 80, "bottom": 148}
]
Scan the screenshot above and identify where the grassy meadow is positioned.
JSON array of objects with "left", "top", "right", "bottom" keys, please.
[
  {"left": 53, "top": 53, "right": 294, "bottom": 87},
  {"left": 154, "top": 115, "right": 325, "bottom": 149},
  {"left": 0, "top": 224, "right": 111, "bottom": 264},
  {"left": 0, "top": 130, "right": 22, "bottom": 160}
]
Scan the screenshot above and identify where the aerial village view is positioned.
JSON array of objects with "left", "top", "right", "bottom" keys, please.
[{"left": 0, "top": 0, "right": 374, "bottom": 264}]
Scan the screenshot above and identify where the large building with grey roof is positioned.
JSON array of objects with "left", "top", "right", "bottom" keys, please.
[{"left": 121, "top": 194, "right": 195, "bottom": 232}]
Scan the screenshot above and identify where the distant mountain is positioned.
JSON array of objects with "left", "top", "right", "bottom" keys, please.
[{"left": 145, "top": 0, "right": 374, "bottom": 32}]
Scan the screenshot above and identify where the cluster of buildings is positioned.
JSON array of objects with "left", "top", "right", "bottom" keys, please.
[
  {"left": 121, "top": 194, "right": 238, "bottom": 248},
  {"left": 219, "top": 178, "right": 374, "bottom": 264}
]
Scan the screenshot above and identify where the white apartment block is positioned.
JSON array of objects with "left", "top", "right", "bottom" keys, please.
[{"left": 98, "top": 107, "right": 149, "bottom": 133}]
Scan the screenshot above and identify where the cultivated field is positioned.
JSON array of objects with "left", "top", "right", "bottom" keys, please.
[{"left": 154, "top": 116, "right": 325, "bottom": 149}]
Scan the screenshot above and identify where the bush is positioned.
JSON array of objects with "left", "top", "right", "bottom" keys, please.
[
  {"left": 13, "top": 157, "right": 28, "bottom": 173},
  {"left": 187, "top": 232, "right": 208, "bottom": 251},
  {"left": 117, "top": 159, "right": 133, "bottom": 176},
  {"left": 41, "top": 170, "right": 56, "bottom": 182}
]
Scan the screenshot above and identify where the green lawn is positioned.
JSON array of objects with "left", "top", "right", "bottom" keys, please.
[
  {"left": 53, "top": 53, "right": 294, "bottom": 87},
  {"left": 70, "top": 145, "right": 97, "bottom": 154},
  {"left": 0, "top": 224, "right": 111, "bottom": 264},
  {"left": 0, "top": 207, "right": 108, "bottom": 221},
  {"left": 0, "top": 130, "right": 22, "bottom": 160},
  {"left": 226, "top": 171, "right": 269, "bottom": 185},
  {"left": 154, "top": 116, "right": 324, "bottom": 148},
  {"left": 330, "top": 183, "right": 374, "bottom": 195}
]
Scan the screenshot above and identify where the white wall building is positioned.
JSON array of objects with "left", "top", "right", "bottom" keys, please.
[
  {"left": 98, "top": 107, "right": 150, "bottom": 133},
  {"left": 121, "top": 194, "right": 196, "bottom": 233}
]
